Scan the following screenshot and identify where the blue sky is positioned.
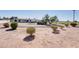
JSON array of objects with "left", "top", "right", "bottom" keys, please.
[{"left": 0, "top": 10, "right": 79, "bottom": 21}]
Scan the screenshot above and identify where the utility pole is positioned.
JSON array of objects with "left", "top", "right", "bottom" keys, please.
[{"left": 73, "top": 10, "right": 75, "bottom": 21}]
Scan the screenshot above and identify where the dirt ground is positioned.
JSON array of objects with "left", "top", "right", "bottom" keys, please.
[{"left": 0, "top": 23, "right": 79, "bottom": 48}]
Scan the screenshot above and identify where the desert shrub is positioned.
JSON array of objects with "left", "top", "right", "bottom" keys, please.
[
  {"left": 27, "top": 27, "right": 35, "bottom": 36},
  {"left": 11, "top": 22, "right": 18, "bottom": 30},
  {"left": 64, "top": 23, "right": 69, "bottom": 27},
  {"left": 77, "top": 22, "right": 79, "bottom": 25},
  {"left": 59, "top": 25, "right": 64, "bottom": 29},
  {"left": 60, "top": 22, "right": 65, "bottom": 25},
  {"left": 51, "top": 25, "right": 59, "bottom": 34},
  {"left": 37, "top": 21, "right": 46, "bottom": 25},
  {"left": 52, "top": 22, "right": 57, "bottom": 24},
  {"left": 60, "top": 22, "right": 69, "bottom": 27},
  {"left": 3, "top": 23, "right": 9, "bottom": 28},
  {"left": 70, "top": 22, "right": 77, "bottom": 27}
]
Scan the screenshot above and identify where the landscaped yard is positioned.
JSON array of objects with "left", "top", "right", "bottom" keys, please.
[{"left": 0, "top": 23, "right": 79, "bottom": 48}]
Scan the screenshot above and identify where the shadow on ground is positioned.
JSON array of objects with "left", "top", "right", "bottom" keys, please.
[
  {"left": 6, "top": 29, "right": 14, "bottom": 31},
  {"left": 23, "top": 35, "right": 35, "bottom": 42}
]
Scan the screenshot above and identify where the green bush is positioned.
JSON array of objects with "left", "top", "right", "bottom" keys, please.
[
  {"left": 11, "top": 22, "right": 18, "bottom": 30},
  {"left": 27, "top": 27, "right": 35, "bottom": 36},
  {"left": 3, "top": 23, "right": 9, "bottom": 28},
  {"left": 51, "top": 25, "right": 59, "bottom": 33},
  {"left": 70, "top": 22, "right": 77, "bottom": 27}
]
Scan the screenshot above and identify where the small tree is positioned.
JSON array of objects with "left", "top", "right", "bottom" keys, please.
[
  {"left": 27, "top": 27, "right": 35, "bottom": 36},
  {"left": 42, "top": 14, "right": 49, "bottom": 24},
  {"left": 50, "top": 16, "right": 59, "bottom": 23}
]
